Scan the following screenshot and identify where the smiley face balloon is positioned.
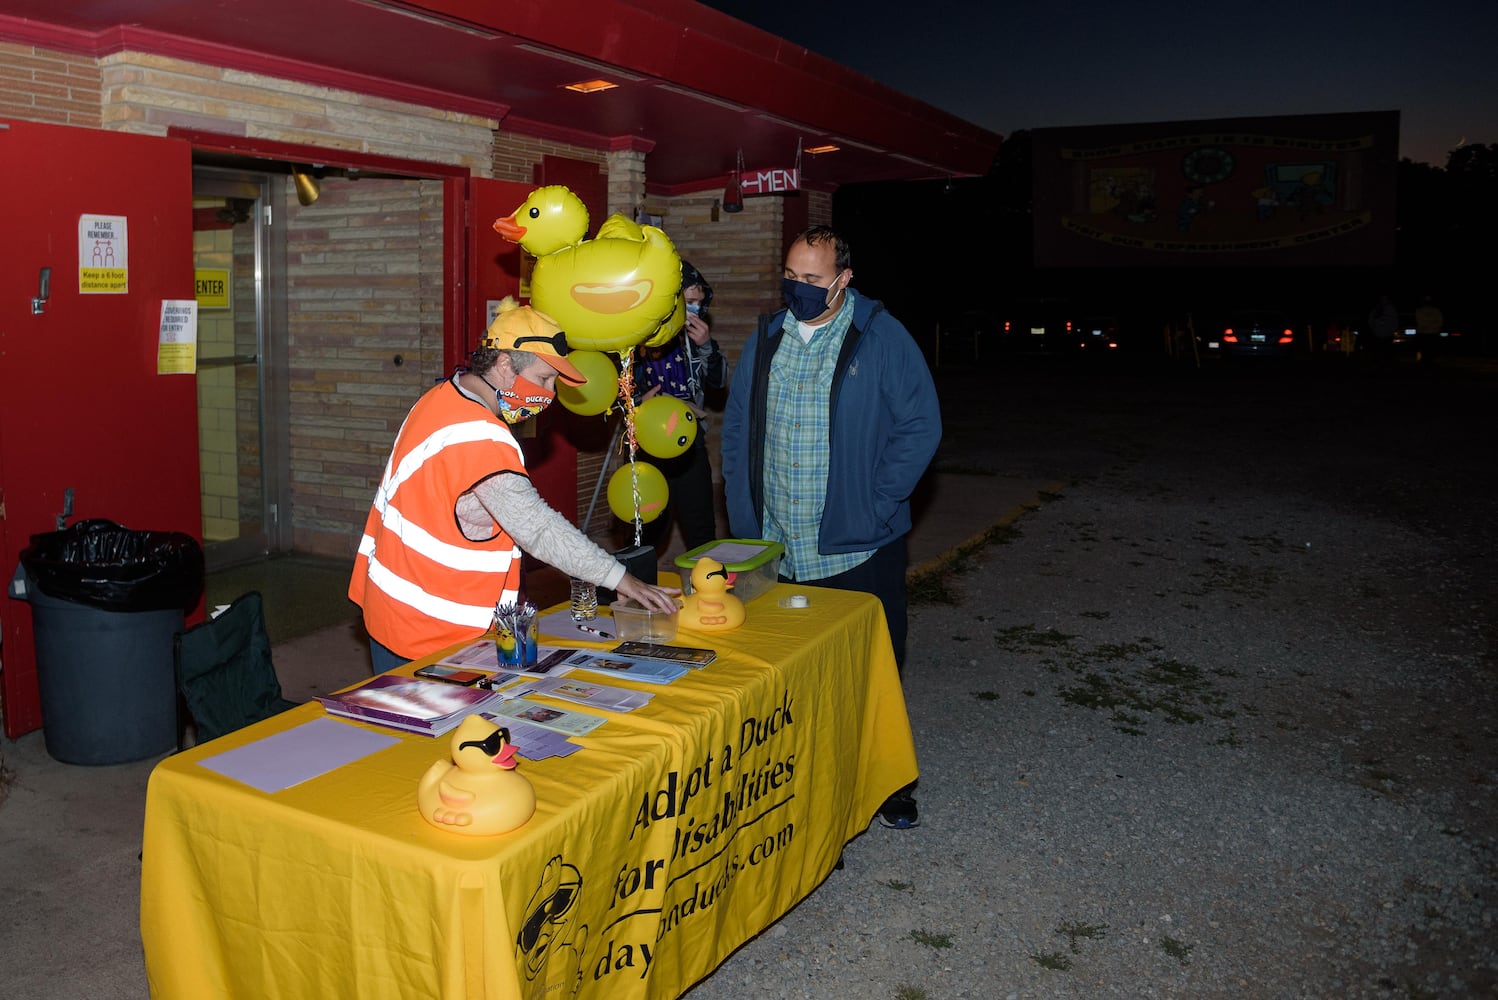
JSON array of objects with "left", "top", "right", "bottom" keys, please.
[
  {"left": 607, "top": 462, "right": 668, "bottom": 524},
  {"left": 634, "top": 395, "right": 697, "bottom": 460}
]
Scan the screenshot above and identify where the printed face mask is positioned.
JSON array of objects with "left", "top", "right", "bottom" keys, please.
[
  {"left": 496, "top": 374, "right": 555, "bottom": 424},
  {"left": 781, "top": 275, "right": 841, "bottom": 322},
  {"left": 685, "top": 302, "right": 702, "bottom": 316}
]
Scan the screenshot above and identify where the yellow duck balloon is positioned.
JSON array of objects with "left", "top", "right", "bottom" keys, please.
[
  {"left": 493, "top": 185, "right": 682, "bottom": 353},
  {"left": 678, "top": 557, "right": 746, "bottom": 632},
  {"left": 417, "top": 715, "right": 536, "bottom": 836}
]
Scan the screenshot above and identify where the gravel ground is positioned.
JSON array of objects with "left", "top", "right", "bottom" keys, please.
[{"left": 685, "top": 360, "right": 1498, "bottom": 1000}]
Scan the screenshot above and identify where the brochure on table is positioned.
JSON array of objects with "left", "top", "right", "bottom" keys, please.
[
  {"left": 610, "top": 641, "right": 716, "bottom": 667},
  {"left": 526, "top": 676, "right": 653, "bottom": 712},
  {"left": 562, "top": 649, "right": 688, "bottom": 684},
  {"left": 315, "top": 674, "right": 518, "bottom": 736}
]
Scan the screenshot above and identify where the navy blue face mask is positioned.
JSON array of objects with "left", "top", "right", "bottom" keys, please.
[{"left": 781, "top": 276, "right": 842, "bottom": 322}]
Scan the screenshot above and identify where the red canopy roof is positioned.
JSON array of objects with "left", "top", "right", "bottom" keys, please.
[{"left": 0, "top": 0, "right": 1000, "bottom": 190}]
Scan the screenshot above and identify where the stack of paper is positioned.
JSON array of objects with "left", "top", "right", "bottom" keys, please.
[
  {"left": 316, "top": 675, "right": 512, "bottom": 736},
  {"left": 486, "top": 697, "right": 608, "bottom": 737},
  {"left": 493, "top": 718, "right": 581, "bottom": 760},
  {"left": 526, "top": 676, "right": 653, "bottom": 712}
]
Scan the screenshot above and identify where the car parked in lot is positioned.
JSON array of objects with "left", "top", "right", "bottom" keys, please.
[
  {"left": 1077, "top": 315, "right": 1123, "bottom": 353},
  {"left": 1200, "top": 309, "right": 1297, "bottom": 360},
  {"left": 998, "top": 299, "right": 1078, "bottom": 355}
]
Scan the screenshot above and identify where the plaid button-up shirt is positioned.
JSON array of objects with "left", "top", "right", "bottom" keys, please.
[{"left": 761, "top": 293, "right": 876, "bottom": 581}]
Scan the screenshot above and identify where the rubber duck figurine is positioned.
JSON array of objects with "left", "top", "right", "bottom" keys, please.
[
  {"left": 417, "top": 715, "right": 536, "bottom": 836},
  {"left": 677, "top": 557, "right": 746, "bottom": 632},
  {"left": 492, "top": 185, "right": 681, "bottom": 353}
]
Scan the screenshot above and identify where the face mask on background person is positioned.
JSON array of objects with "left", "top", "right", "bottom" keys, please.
[
  {"left": 781, "top": 275, "right": 843, "bottom": 322},
  {"left": 686, "top": 302, "right": 702, "bottom": 316},
  {"left": 496, "top": 374, "right": 555, "bottom": 425}
]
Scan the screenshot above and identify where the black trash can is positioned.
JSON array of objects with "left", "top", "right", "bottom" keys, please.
[{"left": 11, "top": 519, "right": 204, "bottom": 766}]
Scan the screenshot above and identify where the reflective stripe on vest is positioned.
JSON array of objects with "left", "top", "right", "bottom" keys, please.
[{"left": 349, "top": 381, "right": 525, "bottom": 656}]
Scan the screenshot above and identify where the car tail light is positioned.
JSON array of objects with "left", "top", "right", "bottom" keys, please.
[
  {"left": 1222, "top": 328, "right": 1238, "bottom": 343},
  {"left": 1278, "top": 329, "right": 1294, "bottom": 343},
  {"left": 1003, "top": 321, "right": 1011, "bottom": 332}
]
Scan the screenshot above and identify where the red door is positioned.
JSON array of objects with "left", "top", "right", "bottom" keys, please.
[{"left": 0, "top": 119, "right": 200, "bottom": 737}]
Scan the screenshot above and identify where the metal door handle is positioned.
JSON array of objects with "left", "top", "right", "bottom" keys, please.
[{"left": 32, "top": 266, "right": 51, "bottom": 315}]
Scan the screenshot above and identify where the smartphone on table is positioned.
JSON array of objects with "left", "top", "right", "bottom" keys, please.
[{"left": 413, "top": 664, "right": 489, "bottom": 686}]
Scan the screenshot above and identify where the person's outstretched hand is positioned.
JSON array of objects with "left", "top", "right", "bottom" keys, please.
[{"left": 613, "top": 573, "right": 681, "bottom": 615}]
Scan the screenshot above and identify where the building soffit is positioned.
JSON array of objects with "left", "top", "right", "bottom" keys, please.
[{"left": 0, "top": 0, "right": 999, "bottom": 192}]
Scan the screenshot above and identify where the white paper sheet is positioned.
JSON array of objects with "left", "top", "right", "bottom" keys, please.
[{"left": 197, "top": 717, "right": 400, "bottom": 793}]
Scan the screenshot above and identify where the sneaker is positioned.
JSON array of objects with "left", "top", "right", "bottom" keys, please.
[{"left": 876, "top": 790, "right": 920, "bottom": 830}]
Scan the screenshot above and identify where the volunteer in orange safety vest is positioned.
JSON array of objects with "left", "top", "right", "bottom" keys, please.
[{"left": 350, "top": 298, "right": 679, "bottom": 671}]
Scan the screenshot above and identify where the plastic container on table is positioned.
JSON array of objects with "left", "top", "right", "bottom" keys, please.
[
  {"left": 608, "top": 600, "right": 679, "bottom": 642},
  {"left": 674, "top": 539, "right": 784, "bottom": 604}
]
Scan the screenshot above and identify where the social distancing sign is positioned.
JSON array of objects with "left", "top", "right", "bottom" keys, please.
[{"left": 79, "top": 214, "right": 128, "bottom": 293}]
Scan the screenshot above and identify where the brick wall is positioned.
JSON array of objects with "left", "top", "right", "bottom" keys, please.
[
  {"left": 285, "top": 176, "right": 447, "bottom": 557},
  {"left": 97, "top": 52, "right": 495, "bottom": 171},
  {"left": 0, "top": 42, "right": 102, "bottom": 126},
  {"left": 493, "top": 133, "right": 606, "bottom": 182},
  {"left": 193, "top": 225, "right": 238, "bottom": 542}
]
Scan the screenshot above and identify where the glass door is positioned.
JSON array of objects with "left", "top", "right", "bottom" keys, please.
[{"left": 191, "top": 168, "right": 288, "bottom": 569}]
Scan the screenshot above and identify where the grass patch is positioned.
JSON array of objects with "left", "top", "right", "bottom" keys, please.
[
  {"left": 894, "top": 988, "right": 929, "bottom": 1000},
  {"left": 994, "top": 623, "right": 1077, "bottom": 652},
  {"left": 906, "top": 571, "right": 961, "bottom": 606},
  {"left": 905, "top": 521, "right": 1025, "bottom": 606},
  {"left": 1030, "top": 950, "right": 1073, "bottom": 971},
  {"left": 1057, "top": 920, "right": 1108, "bottom": 953},
  {"left": 907, "top": 929, "right": 953, "bottom": 949},
  {"left": 880, "top": 880, "right": 913, "bottom": 892},
  {"left": 1159, "top": 936, "right": 1193, "bottom": 965}
]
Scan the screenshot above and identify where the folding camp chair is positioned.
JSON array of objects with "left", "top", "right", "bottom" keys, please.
[{"left": 174, "top": 590, "right": 298, "bottom": 747}]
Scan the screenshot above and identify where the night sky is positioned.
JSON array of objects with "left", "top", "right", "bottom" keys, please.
[{"left": 699, "top": 0, "right": 1497, "bottom": 168}]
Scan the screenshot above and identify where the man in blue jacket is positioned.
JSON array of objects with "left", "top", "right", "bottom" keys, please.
[{"left": 722, "top": 225, "right": 941, "bottom": 830}]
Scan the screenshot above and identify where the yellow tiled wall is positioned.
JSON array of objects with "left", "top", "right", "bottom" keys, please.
[{"left": 193, "top": 225, "right": 239, "bottom": 542}]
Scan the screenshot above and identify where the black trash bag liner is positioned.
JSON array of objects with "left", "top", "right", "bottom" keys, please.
[{"left": 20, "top": 518, "right": 204, "bottom": 613}]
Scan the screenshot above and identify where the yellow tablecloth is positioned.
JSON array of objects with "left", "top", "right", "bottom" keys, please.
[{"left": 140, "top": 584, "right": 917, "bottom": 1000}]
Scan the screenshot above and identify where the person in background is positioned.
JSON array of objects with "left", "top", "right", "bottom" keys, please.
[
  {"left": 635, "top": 261, "right": 729, "bottom": 554},
  {"left": 1414, "top": 294, "right": 1444, "bottom": 365},
  {"left": 1366, "top": 294, "right": 1399, "bottom": 360},
  {"left": 350, "top": 298, "right": 679, "bottom": 673},
  {"left": 721, "top": 225, "right": 941, "bottom": 830}
]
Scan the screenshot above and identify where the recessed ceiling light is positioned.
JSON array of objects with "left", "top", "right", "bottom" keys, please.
[
  {"left": 805, "top": 144, "right": 840, "bottom": 155},
  {"left": 564, "top": 79, "right": 618, "bottom": 94}
]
